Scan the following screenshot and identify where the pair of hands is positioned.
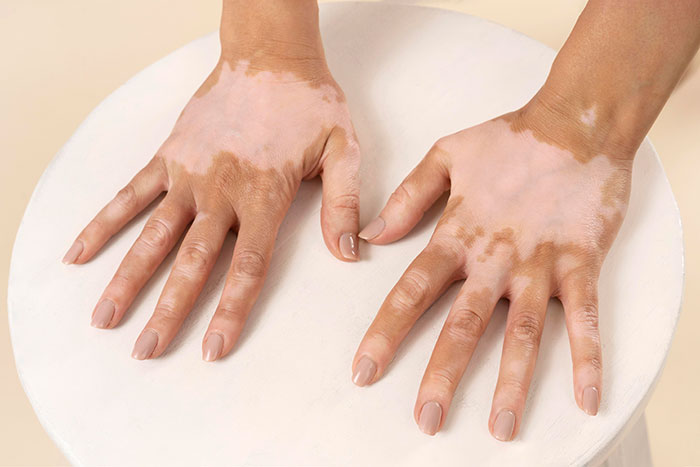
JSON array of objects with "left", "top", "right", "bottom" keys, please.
[{"left": 63, "top": 46, "right": 633, "bottom": 441}]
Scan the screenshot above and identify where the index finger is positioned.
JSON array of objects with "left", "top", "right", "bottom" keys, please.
[{"left": 352, "top": 238, "right": 463, "bottom": 386}]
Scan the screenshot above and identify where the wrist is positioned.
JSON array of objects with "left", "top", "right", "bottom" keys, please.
[
  {"left": 510, "top": 85, "right": 643, "bottom": 162},
  {"left": 219, "top": 0, "right": 326, "bottom": 70}
]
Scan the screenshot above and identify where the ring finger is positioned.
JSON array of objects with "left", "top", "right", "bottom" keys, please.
[{"left": 90, "top": 192, "right": 194, "bottom": 328}]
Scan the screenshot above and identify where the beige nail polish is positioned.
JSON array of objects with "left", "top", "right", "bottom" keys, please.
[
  {"left": 203, "top": 334, "right": 224, "bottom": 362},
  {"left": 62, "top": 240, "right": 83, "bottom": 265},
  {"left": 132, "top": 330, "right": 158, "bottom": 360},
  {"left": 418, "top": 401, "right": 442, "bottom": 436},
  {"left": 358, "top": 217, "right": 385, "bottom": 241},
  {"left": 339, "top": 232, "right": 359, "bottom": 260},
  {"left": 352, "top": 356, "right": 376, "bottom": 387},
  {"left": 493, "top": 409, "right": 516, "bottom": 441},
  {"left": 91, "top": 300, "right": 115, "bottom": 328},
  {"left": 583, "top": 386, "right": 599, "bottom": 416}
]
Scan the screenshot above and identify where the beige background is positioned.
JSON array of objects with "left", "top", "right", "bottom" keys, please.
[{"left": 1, "top": 1, "right": 698, "bottom": 465}]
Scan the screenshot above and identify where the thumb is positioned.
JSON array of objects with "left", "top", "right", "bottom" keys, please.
[
  {"left": 320, "top": 125, "right": 361, "bottom": 262},
  {"left": 360, "top": 143, "right": 450, "bottom": 245}
]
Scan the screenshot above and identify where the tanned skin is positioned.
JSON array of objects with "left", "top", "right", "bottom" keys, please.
[
  {"left": 352, "top": 0, "right": 700, "bottom": 441},
  {"left": 63, "top": 0, "right": 700, "bottom": 441},
  {"left": 64, "top": 0, "right": 361, "bottom": 362}
]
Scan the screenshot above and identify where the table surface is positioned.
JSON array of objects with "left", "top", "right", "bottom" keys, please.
[{"left": 8, "top": 2, "right": 684, "bottom": 466}]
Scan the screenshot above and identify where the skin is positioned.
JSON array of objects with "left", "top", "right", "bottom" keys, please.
[
  {"left": 353, "top": 0, "right": 700, "bottom": 441},
  {"left": 62, "top": 0, "right": 700, "bottom": 442},
  {"left": 63, "top": 0, "right": 361, "bottom": 361}
]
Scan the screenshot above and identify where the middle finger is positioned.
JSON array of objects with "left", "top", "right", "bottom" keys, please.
[
  {"left": 414, "top": 270, "right": 505, "bottom": 435},
  {"left": 489, "top": 278, "right": 551, "bottom": 441},
  {"left": 131, "top": 212, "right": 232, "bottom": 360}
]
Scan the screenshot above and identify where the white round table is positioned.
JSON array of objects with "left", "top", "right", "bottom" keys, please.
[{"left": 8, "top": 2, "right": 683, "bottom": 466}]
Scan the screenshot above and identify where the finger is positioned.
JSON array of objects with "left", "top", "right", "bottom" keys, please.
[
  {"left": 489, "top": 280, "right": 550, "bottom": 442},
  {"left": 89, "top": 193, "right": 194, "bottom": 329},
  {"left": 202, "top": 213, "right": 283, "bottom": 361},
  {"left": 414, "top": 274, "right": 503, "bottom": 435},
  {"left": 63, "top": 158, "right": 167, "bottom": 264},
  {"left": 352, "top": 239, "right": 463, "bottom": 386},
  {"left": 560, "top": 269, "right": 602, "bottom": 416},
  {"left": 131, "top": 212, "right": 231, "bottom": 360},
  {"left": 320, "top": 125, "right": 361, "bottom": 261},
  {"left": 359, "top": 143, "right": 449, "bottom": 245}
]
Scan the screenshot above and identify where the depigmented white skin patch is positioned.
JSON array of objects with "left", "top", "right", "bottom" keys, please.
[
  {"left": 159, "top": 59, "right": 357, "bottom": 177},
  {"left": 354, "top": 108, "right": 635, "bottom": 442},
  {"left": 368, "top": 111, "right": 636, "bottom": 441},
  {"left": 431, "top": 116, "right": 631, "bottom": 292},
  {"left": 580, "top": 106, "right": 597, "bottom": 127},
  {"left": 70, "top": 47, "right": 363, "bottom": 364}
]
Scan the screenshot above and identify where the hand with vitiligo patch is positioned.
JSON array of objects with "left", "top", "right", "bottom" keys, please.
[
  {"left": 353, "top": 0, "right": 700, "bottom": 441},
  {"left": 63, "top": 0, "right": 360, "bottom": 362}
]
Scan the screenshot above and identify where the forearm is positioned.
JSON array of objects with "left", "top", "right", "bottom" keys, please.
[
  {"left": 219, "top": 0, "right": 325, "bottom": 63},
  {"left": 520, "top": 0, "right": 700, "bottom": 159}
]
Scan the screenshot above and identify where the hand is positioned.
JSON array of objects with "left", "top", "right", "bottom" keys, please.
[
  {"left": 63, "top": 44, "right": 360, "bottom": 361},
  {"left": 351, "top": 101, "right": 633, "bottom": 440}
]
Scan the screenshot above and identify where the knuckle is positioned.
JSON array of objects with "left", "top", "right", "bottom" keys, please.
[
  {"left": 445, "top": 308, "right": 485, "bottom": 342},
  {"left": 500, "top": 375, "right": 528, "bottom": 396},
  {"left": 344, "top": 136, "right": 361, "bottom": 159},
  {"left": 87, "top": 217, "right": 109, "bottom": 236},
  {"left": 388, "top": 183, "right": 414, "bottom": 208},
  {"left": 390, "top": 271, "right": 431, "bottom": 311},
  {"left": 369, "top": 328, "right": 395, "bottom": 352},
  {"left": 572, "top": 304, "right": 600, "bottom": 332},
  {"left": 114, "top": 183, "right": 137, "bottom": 209},
  {"left": 139, "top": 218, "right": 172, "bottom": 250},
  {"left": 509, "top": 311, "right": 543, "bottom": 344},
  {"left": 425, "top": 367, "right": 458, "bottom": 391},
  {"left": 430, "top": 234, "right": 467, "bottom": 265},
  {"left": 326, "top": 192, "right": 360, "bottom": 215},
  {"left": 178, "top": 241, "right": 212, "bottom": 274},
  {"left": 231, "top": 249, "right": 268, "bottom": 280},
  {"left": 111, "top": 270, "right": 132, "bottom": 289},
  {"left": 432, "top": 136, "right": 450, "bottom": 151},
  {"left": 154, "top": 301, "right": 180, "bottom": 322},
  {"left": 216, "top": 303, "right": 247, "bottom": 322},
  {"left": 582, "top": 351, "right": 603, "bottom": 372}
]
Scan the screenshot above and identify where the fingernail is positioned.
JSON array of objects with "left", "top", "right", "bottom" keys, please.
[
  {"left": 62, "top": 240, "right": 83, "bottom": 264},
  {"left": 339, "top": 232, "right": 359, "bottom": 260},
  {"left": 358, "top": 217, "right": 385, "bottom": 241},
  {"left": 91, "top": 300, "right": 115, "bottom": 328},
  {"left": 583, "top": 386, "right": 599, "bottom": 416},
  {"left": 132, "top": 330, "right": 158, "bottom": 360},
  {"left": 493, "top": 409, "right": 516, "bottom": 441},
  {"left": 203, "top": 334, "right": 224, "bottom": 362},
  {"left": 352, "top": 356, "right": 377, "bottom": 386},
  {"left": 418, "top": 401, "right": 442, "bottom": 436}
]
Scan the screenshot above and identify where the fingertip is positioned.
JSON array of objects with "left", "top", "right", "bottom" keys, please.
[
  {"left": 352, "top": 356, "right": 377, "bottom": 387},
  {"left": 339, "top": 232, "right": 359, "bottom": 261},
  {"left": 358, "top": 216, "right": 385, "bottom": 242},
  {"left": 202, "top": 333, "right": 224, "bottom": 362},
  {"left": 417, "top": 401, "right": 442, "bottom": 436},
  {"left": 62, "top": 240, "right": 84, "bottom": 265},
  {"left": 581, "top": 386, "right": 600, "bottom": 416},
  {"left": 492, "top": 409, "right": 516, "bottom": 442},
  {"left": 91, "top": 299, "right": 115, "bottom": 329},
  {"left": 132, "top": 329, "right": 158, "bottom": 360}
]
